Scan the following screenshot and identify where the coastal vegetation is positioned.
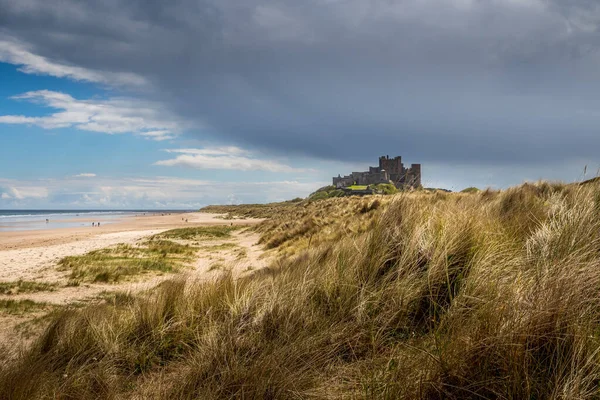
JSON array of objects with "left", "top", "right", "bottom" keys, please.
[
  {"left": 346, "top": 184, "right": 368, "bottom": 190},
  {"left": 0, "top": 280, "right": 57, "bottom": 295},
  {"left": 371, "top": 183, "right": 399, "bottom": 194},
  {"left": 308, "top": 185, "right": 346, "bottom": 200},
  {"left": 200, "top": 199, "right": 303, "bottom": 219},
  {"left": 153, "top": 225, "right": 245, "bottom": 240},
  {"left": 57, "top": 239, "right": 197, "bottom": 283},
  {"left": 4, "top": 181, "right": 600, "bottom": 398},
  {"left": 0, "top": 299, "right": 51, "bottom": 315},
  {"left": 307, "top": 183, "right": 398, "bottom": 201}
]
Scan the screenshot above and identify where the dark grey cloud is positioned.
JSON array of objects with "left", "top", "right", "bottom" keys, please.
[{"left": 2, "top": 0, "right": 600, "bottom": 168}]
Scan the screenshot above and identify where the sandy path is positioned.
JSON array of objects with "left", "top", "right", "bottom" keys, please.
[{"left": 194, "top": 230, "right": 268, "bottom": 277}]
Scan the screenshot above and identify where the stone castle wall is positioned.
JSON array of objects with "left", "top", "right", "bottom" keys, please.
[{"left": 333, "top": 155, "right": 421, "bottom": 189}]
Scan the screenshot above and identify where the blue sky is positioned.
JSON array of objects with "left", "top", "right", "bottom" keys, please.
[
  {"left": 0, "top": 62, "right": 335, "bottom": 208},
  {"left": 1, "top": 0, "right": 599, "bottom": 209}
]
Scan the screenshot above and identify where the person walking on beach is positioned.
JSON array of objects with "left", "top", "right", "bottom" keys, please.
[{"left": 92, "top": 222, "right": 95, "bottom": 227}]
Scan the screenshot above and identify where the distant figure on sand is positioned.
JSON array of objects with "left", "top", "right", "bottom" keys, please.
[
  {"left": 92, "top": 222, "right": 95, "bottom": 227},
  {"left": 98, "top": 222, "right": 100, "bottom": 227},
  {"left": 45, "top": 219, "right": 49, "bottom": 223}
]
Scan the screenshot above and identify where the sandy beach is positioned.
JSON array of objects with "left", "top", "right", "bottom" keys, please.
[
  {"left": 0, "top": 212, "right": 253, "bottom": 251},
  {"left": 0, "top": 212, "right": 266, "bottom": 349}
]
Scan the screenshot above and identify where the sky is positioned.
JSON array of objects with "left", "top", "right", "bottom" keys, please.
[{"left": 1, "top": 0, "right": 599, "bottom": 209}]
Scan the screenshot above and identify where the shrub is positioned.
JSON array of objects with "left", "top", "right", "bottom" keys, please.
[{"left": 373, "top": 183, "right": 399, "bottom": 195}]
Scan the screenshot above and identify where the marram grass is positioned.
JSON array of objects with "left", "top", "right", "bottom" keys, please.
[
  {"left": 57, "top": 240, "right": 197, "bottom": 283},
  {"left": 3, "top": 181, "right": 600, "bottom": 399}
]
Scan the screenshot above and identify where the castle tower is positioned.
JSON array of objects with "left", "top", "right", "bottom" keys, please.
[
  {"left": 407, "top": 164, "right": 422, "bottom": 187},
  {"left": 379, "top": 155, "right": 403, "bottom": 182}
]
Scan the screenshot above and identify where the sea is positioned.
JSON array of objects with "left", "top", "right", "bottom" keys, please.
[{"left": 0, "top": 210, "right": 188, "bottom": 232}]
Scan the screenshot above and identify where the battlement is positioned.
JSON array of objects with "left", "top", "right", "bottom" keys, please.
[{"left": 333, "top": 155, "right": 421, "bottom": 189}]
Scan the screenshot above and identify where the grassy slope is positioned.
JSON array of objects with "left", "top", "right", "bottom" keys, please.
[
  {"left": 346, "top": 185, "right": 368, "bottom": 190},
  {"left": 200, "top": 199, "right": 304, "bottom": 219},
  {"left": 0, "top": 281, "right": 57, "bottom": 295},
  {"left": 56, "top": 227, "right": 247, "bottom": 284},
  {"left": 58, "top": 240, "right": 197, "bottom": 284},
  {"left": 4, "top": 182, "right": 600, "bottom": 398}
]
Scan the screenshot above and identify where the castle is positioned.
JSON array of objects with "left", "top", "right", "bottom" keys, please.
[{"left": 333, "top": 155, "right": 422, "bottom": 189}]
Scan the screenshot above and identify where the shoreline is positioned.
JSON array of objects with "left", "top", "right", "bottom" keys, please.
[
  {"left": 0, "top": 210, "right": 190, "bottom": 234},
  {"left": 0, "top": 212, "right": 253, "bottom": 251}
]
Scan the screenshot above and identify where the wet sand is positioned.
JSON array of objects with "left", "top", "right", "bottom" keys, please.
[{"left": 0, "top": 212, "right": 254, "bottom": 251}]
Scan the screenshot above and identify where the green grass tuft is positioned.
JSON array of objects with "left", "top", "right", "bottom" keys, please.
[
  {"left": 154, "top": 225, "right": 244, "bottom": 240},
  {"left": 461, "top": 186, "right": 481, "bottom": 193},
  {"left": 0, "top": 299, "right": 51, "bottom": 315},
  {"left": 346, "top": 185, "right": 368, "bottom": 190},
  {"left": 0, "top": 280, "right": 57, "bottom": 295}
]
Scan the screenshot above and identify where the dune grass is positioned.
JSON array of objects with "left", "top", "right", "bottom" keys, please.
[
  {"left": 200, "top": 242, "right": 240, "bottom": 251},
  {"left": 0, "top": 280, "right": 57, "bottom": 295},
  {"left": 153, "top": 225, "right": 244, "bottom": 241},
  {"left": 256, "top": 196, "right": 386, "bottom": 252},
  {"left": 200, "top": 199, "right": 304, "bottom": 219},
  {"left": 0, "top": 299, "right": 51, "bottom": 316},
  {"left": 5, "top": 181, "right": 600, "bottom": 398},
  {"left": 58, "top": 239, "right": 197, "bottom": 283}
]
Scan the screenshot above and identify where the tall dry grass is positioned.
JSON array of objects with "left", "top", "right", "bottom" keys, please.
[{"left": 3, "top": 181, "right": 600, "bottom": 399}]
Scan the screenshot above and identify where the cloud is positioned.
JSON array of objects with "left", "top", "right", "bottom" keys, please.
[
  {"left": 0, "top": 186, "right": 49, "bottom": 200},
  {"left": 155, "top": 147, "right": 310, "bottom": 172},
  {"left": 2, "top": 0, "right": 600, "bottom": 182},
  {"left": 0, "top": 39, "right": 146, "bottom": 87},
  {"left": 0, "top": 90, "right": 185, "bottom": 140},
  {"left": 0, "top": 176, "right": 325, "bottom": 208},
  {"left": 139, "top": 131, "right": 176, "bottom": 141},
  {"left": 74, "top": 173, "right": 96, "bottom": 178}
]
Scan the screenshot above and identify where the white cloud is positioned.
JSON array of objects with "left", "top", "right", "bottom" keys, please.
[
  {"left": 166, "top": 147, "right": 251, "bottom": 156},
  {"left": 0, "top": 90, "right": 185, "bottom": 141},
  {"left": 0, "top": 186, "right": 49, "bottom": 200},
  {"left": 74, "top": 173, "right": 96, "bottom": 178},
  {"left": 155, "top": 147, "right": 311, "bottom": 172},
  {"left": 0, "top": 115, "right": 38, "bottom": 124},
  {"left": 0, "top": 176, "right": 325, "bottom": 208},
  {"left": 139, "top": 131, "right": 176, "bottom": 141},
  {"left": 0, "top": 39, "right": 146, "bottom": 87}
]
